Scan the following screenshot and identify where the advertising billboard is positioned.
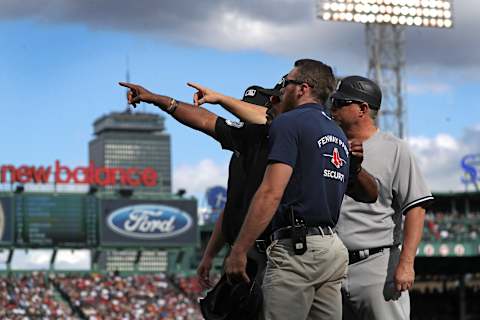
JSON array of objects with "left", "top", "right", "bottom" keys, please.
[
  {"left": 0, "top": 161, "right": 158, "bottom": 187},
  {"left": 0, "top": 196, "right": 14, "bottom": 245},
  {"left": 99, "top": 198, "right": 197, "bottom": 247},
  {"left": 15, "top": 194, "right": 97, "bottom": 247},
  {"left": 206, "top": 186, "right": 227, "bottom": 210},
  {"left": 461, "top": 154, "right": 480, "bottom": 191}
]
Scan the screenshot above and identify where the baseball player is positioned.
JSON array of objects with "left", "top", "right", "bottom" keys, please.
[{"left": 330, "top": 76, "right": 434, "bottom": 320}]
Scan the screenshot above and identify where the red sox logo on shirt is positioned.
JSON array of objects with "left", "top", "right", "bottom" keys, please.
[
  {"left": 317, "top": 135, "right": 348, "bottom": 183},
  {"left": 323, "top": 147, "right": 346, "bottom": 169}
]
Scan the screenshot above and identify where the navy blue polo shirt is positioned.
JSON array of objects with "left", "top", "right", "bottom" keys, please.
[{"left": 268, "top": 103, "right": 350, "bottom": 230}]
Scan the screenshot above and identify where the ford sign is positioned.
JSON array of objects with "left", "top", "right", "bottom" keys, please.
[{"left": 107, "top": 204, "right": 193, "bottom": 239}]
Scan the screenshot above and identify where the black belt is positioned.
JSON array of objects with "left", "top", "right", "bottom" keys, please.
[
  {"left": 348, "top": 246, "right": 392, "bottom": 265},
  {"left": 255, "top": 239, "right": 270, "bottom": 253},
  {"left": 271, "top": 226, "right": 334, "bottom": 241}
]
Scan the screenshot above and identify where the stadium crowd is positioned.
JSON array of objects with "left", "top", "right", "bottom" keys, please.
[
  {"left": 423, "top": 210, "right": 480, "bottom": 241},
  {"left": 0, "top": 272, "right": 205, "bottom": 320},
  {"left": 0, "top": 272, "right": 76, "bottom": 319},
  {"left": 53, "top": 273, "right": 203, "bottom": 320},
  {"left": 2, "top": 271, "right": 479, "bottom": 319},
  {"left": 172, "top": 274, "right": 203, "bottom": 301}
]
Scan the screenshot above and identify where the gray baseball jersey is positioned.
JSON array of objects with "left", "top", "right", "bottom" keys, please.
[{"left": 336, "top": 130, "right": 433, "bottom": 250}]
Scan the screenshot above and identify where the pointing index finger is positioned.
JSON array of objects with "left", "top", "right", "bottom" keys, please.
[
  {"left": 119, "top": 82, "right": 134, "bottom": 89},
  {"left": 187, "top": 82, "right": 204, "bottom": 92}
]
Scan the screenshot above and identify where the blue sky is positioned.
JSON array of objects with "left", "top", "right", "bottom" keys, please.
[{"left": 0, "top": 0, "right": 479, "bottom": 196}]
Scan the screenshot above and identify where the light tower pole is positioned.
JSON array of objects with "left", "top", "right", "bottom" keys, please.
[
  {"left": 317, "top": 0, "right": 453, "bottom": 138},
  {"left": 366, "top": 24, "right": 405, "bottom": 137}
]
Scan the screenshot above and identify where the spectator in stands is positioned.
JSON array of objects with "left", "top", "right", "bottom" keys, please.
[
  {"left": 52, "top": 273, "right": 204, "bottom": 320},
  {"left": 0, "top": 272, "right": 75, "bottom": 319},
  {"left": 423, "top": 210, "right": 480, "bottom": 241}
]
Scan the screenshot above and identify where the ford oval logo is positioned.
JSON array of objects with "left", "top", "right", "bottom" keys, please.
[{"left": 107, "top": 204, "right": 192, "bottom": 239}]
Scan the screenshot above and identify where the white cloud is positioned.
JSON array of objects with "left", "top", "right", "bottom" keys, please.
[
  {"left": 0, "top": 0, "right": 477, "bottom": 72},
  {"left": 408, "top": 134, "right": 459, "bottom": 152},
  {"left": 434, "top": 134, "right": 459, "bottom": 150},
  {"left": 173, "top": 158, "right": 228, "bottom": 195},
  {"left": 407, "top": 127, "right": 480, "bottom": 193},
  {"left": 210, "top": 9, "right": 279, "bottom": 50},
  {"left": 407, "top": 83, "right": 452, "bottom": 95}
]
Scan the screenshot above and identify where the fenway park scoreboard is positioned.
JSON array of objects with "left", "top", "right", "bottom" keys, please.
[{"left": 0, "top": 192, "right": 197, "bottom": 248}]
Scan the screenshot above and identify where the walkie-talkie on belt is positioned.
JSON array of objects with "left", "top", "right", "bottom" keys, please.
[{"left": 290, "top": 207, "right": 307, "bottom": 255}]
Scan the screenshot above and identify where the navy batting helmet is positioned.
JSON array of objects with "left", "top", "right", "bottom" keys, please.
[{"left": 331, "top": 76, "right": 382, "bottom": 110}]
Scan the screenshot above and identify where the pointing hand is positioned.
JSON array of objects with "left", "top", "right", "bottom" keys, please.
[{"left": 119, "top": 82, "right": 155, "bottom": 108}]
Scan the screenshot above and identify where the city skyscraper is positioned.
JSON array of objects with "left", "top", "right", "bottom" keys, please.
[{"left": 89, "top": 110, "right": 171, "bottom": 194}]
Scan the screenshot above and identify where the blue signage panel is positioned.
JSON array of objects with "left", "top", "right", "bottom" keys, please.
[
  {"left": 206, "top": 186, "right": 227, "bottom": 210},
  {"left": 461, "top": 154, "right": 480, "bottom": 190},
  {"left": 100, "top": 199, "right": 197, "bottom": 247}
]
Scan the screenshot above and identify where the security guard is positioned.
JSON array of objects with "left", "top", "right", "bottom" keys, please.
[{"left": 224, "top": 59, "right": 377, "bottom": 320}]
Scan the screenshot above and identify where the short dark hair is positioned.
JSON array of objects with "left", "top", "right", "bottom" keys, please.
[{"left": 294, "top": 59, "right": 336, "bottom": 104}]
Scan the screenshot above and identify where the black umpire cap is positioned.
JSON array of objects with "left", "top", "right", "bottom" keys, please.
[
  {"left": 242, "top": 83, "right": 281, "bottom": 106},
  {"left": 331, "top": 76, "right": 382, "bottom": 110},
  {"left": 199, "top": 258, "right": 263, "bottom": 320}
]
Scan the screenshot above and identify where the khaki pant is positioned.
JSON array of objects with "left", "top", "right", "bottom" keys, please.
[{"left": 262, "top": 234, "right": 348, "bottom": 320}]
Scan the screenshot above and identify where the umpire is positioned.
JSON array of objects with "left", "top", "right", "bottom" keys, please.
[
  {"left": 330, "top": 76, "right": 434, "bottom": 320},
  {"left": 119, "top": 80, "right": 279, "bottom": 288},
  {"left": 197, "top": 83, "right": 282, "bottom": 292}
]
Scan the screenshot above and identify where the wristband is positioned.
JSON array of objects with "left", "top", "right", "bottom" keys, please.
[{"left": 166, "top": 98, "right": 178, "bottom": 114}]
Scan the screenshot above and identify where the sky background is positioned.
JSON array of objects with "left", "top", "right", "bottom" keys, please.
[
  {"left": 0, "top": 0, "right": 479, "bottom": 269},
  {"left": 0, "top": 0, "right": 479, "bottom": 198}
]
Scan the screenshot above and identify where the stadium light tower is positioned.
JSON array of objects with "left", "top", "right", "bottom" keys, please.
[{"left": 317, "top": 0, "right": 453, "bottom": 138}]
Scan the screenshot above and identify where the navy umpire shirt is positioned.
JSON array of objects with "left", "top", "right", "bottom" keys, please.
[
  {"left": 268, "top": 103, "right": 350, "bottom": 230},
  {"left": 222, "top": 152, "right": 247, "bottom": 242},
  {"left": 215, "top": 117, "right": 271, "bottom": 244}
]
